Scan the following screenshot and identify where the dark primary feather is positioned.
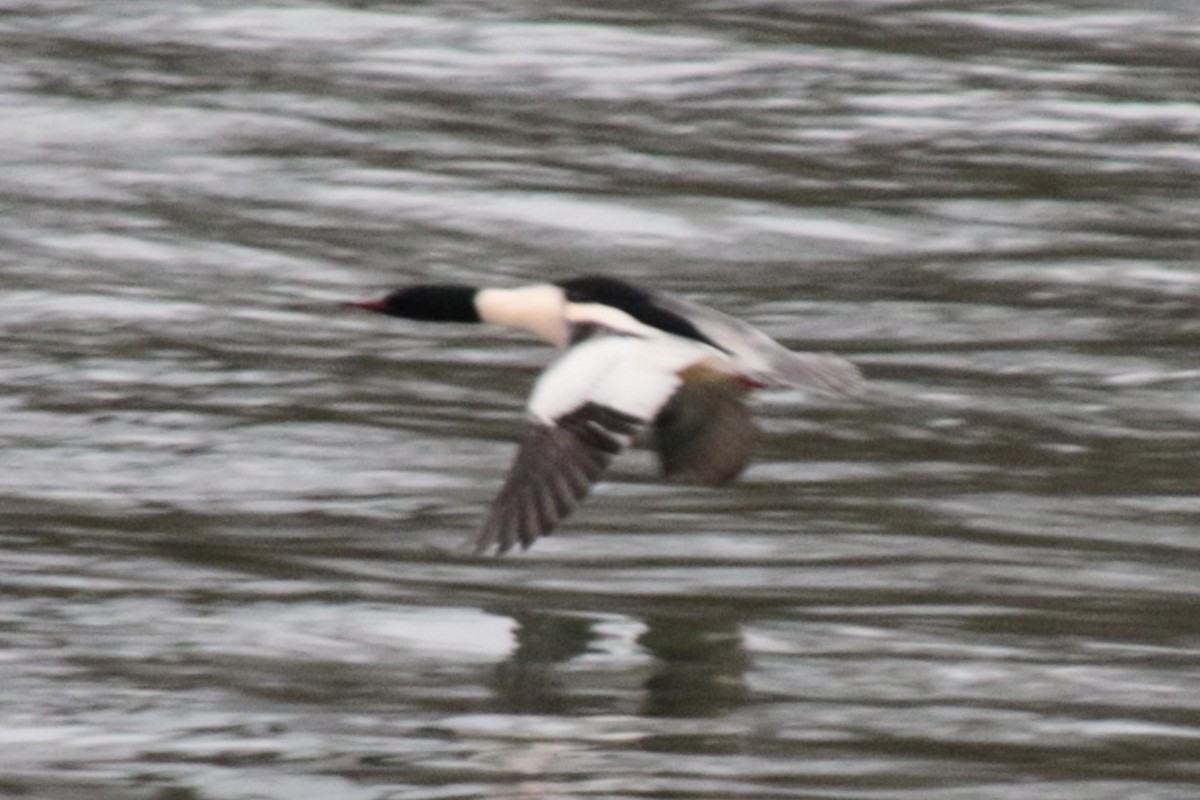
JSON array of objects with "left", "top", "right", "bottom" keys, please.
[{"left": 472, "top": 402, "right": 642, "bottom": 555}]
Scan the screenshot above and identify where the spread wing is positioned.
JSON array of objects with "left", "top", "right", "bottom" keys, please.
[
  {"left": 471, "top": 403, "right": 640, "bottom": 555},
  {"left": 470, "top": 333, "right": 715, "bottom": 555},
  {"left": 652, "top": 290, "right": 865, "bottom": 396}
]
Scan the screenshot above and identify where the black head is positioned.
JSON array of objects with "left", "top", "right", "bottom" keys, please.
[
  {"left": 557, "top": 275, "right": 719, "bottom": 349},
  {"left": 351, "top": 285, "right": 480, "bottom": 323}
]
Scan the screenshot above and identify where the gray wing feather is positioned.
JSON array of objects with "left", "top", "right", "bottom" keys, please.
[
  {"left": 471, "top": 403, "right": 641, "bottom": 555},
  {"left": 652, "top": 291, "right": 865, "bottom": 395}
]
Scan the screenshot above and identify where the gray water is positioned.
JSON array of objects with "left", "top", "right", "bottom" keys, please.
[{"left": 3, "top": 1, "right": 1200, "bottom": 798}]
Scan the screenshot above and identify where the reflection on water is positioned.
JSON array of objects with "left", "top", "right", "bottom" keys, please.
[
  {"left": 490, "top": 610, "right": 600, "bottom": 715},
  {"left": 3, "top": 0, "right": 1200, "bottom": 798},
  {"left": 639, "top": 616, "right": 749, "bottom": 718},
  {"left": 489, "top": 610, "right": 751, "bottom": 718}
]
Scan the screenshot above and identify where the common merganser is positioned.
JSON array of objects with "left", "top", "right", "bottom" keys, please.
[{"left": 352, "top": 276, "right": 863, "bottom": 555}]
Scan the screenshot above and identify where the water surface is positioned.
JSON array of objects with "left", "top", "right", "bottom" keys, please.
[{"left": 2, "top": 1, "right": 1200, "bottom": 798}]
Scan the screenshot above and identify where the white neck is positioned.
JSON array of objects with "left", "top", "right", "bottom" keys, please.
[{"left": 475, "top": 284, "right": 569, "bottom": 346}]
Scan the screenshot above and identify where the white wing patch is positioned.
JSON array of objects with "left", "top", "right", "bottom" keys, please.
[
  {"left": 528, "top": 334, "right": 720, "bottom": 425},
  {"left": 471, "top": 332, "right": 724, "bottom": 555}
]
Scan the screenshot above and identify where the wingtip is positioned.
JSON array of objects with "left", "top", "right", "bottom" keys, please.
[
  {"left": 467, "top": 524, "right": 518, "bottom": 557},
  {"left": 466, "top": 532, "right": 500, "bottom": 557},
  {"left": 771, "top": 352, "right": 868, "bottom": 398}
]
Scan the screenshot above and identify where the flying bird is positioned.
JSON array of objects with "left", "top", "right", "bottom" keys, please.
[{"left": 351, "top": 276, "right": 863, "bottom": 555}]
